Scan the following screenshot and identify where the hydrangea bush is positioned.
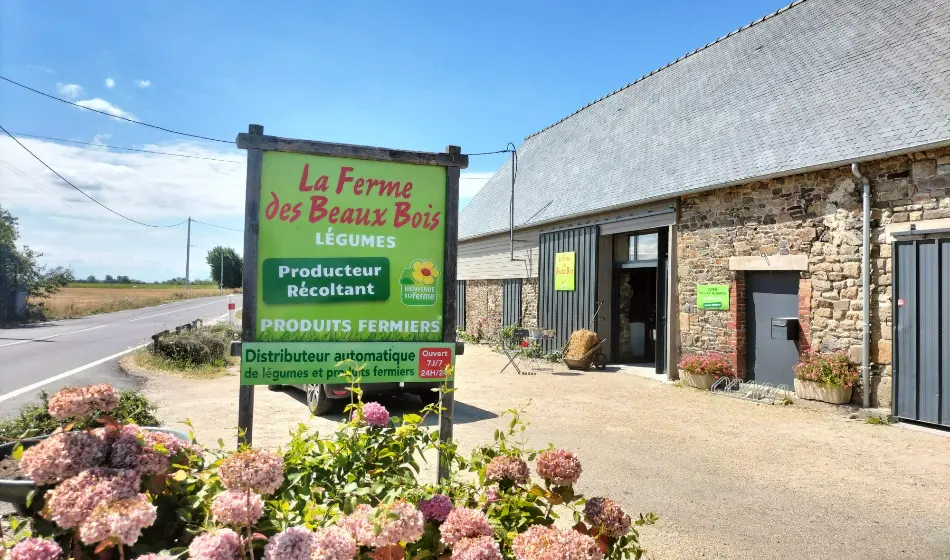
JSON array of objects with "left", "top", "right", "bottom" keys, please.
[{"left": 3, "top": 377, "right": 656, "bottom": 559}]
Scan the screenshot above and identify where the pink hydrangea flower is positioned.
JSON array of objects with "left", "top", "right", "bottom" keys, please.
[
  {"left": 512, "top": 526, "right": 602, "bottom": 560},
  {"left": 218, "top": 448, "right": 284, "bottom": 494},
  {"left": 341, "top": 501, "right": 424, "bottom": 547},
  {"left": 47, "top": 384, "right": 119, "bottom": 420},
  {"left": 263, "top": 527, "right": 316, "bottom": 560},
  {"left": 485, "top": 455, "right": 530, "bottom": 485},
  {"left": 19, "top": 431, "right": 107, "bottom": 485},
  {"left": 105, "top": 426, "right": 187, "bottom": 476},
  {"left": 418, "top": 494, "right": 454, "bottom": 522},
  {"left": 79, "top": 494, "right": 157, "bottom": 546},
  {"left": 483, "top": 485, "right": 500, "bottom": 507},
  {"left": 439, "top": 507, "right": 493, "bottom": 546},
  {"left": 583, "top": 497, "right": 631, "bottom": 538},
  {"left": 212, "top": 489, "right": 264, "bottom": 526},
  {"left": 535, "top": 449, "right": 582, "bottom": 486},
  {"left": 188, "top": 528, "right": 244, "bottom": 560},
  {"left": 46, "top": 467, "right": 141, "bottom": 529},
  {"left": 452, "top": 536, "right": 502, "bottom": 560},
  {"left": 7, "top": 538, "right": 62, "bottom": 560},
  {"left": 361, "top": 402, "right": 390, "bottom": 427},
  {"left": 311, "top": 526, "right": 357, "bottom": 560}
]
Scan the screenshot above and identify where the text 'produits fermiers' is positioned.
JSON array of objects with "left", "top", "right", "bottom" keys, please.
[{"left": 259, "top": 318, "right": 441, "bottom": 334}]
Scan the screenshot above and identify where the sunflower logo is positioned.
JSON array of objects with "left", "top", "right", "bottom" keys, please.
[
  {"left": 411, "top": 260, "right": 440, "bottom": 285},
  {"left": 400, "top": 259, "right": 440, "bottom": 306}
]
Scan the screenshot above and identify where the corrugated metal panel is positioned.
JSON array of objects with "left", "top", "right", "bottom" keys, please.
[
  {"left": 538, "top": 226, "right": 599, "bottom": 350},
  {"left": 457, "top": 231, "right": 540, "bottom": 280},
  {"left": 456, "top": 280, "right": 466, "bottom": 331},
  {"left": 894, "top": 239, "right": 950, "bottom": 427},
  {"left": 502, "top": 279, "right": 523, "bottom": 326}
]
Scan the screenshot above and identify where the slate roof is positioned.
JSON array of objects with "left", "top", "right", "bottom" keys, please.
[{"left": 459, "top": 0, "right": 950, "bottom": 240}]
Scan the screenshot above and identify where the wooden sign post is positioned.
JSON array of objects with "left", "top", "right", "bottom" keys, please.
[{"left": 235, "top": 125, "right": 466, "bottom": 482}]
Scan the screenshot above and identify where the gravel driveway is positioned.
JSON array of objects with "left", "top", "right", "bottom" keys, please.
[{"left": 133, "top": 346, "right": 950, "bottom": 560}]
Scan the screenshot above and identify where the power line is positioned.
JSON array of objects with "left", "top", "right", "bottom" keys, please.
[
  {"left": 0, "top": 123, "right": 188, "bottom": 228},
  {"left": 466, "top": 148, "right": 514, "bottom": 156},
  {"left": 7, "top": 131, "right": 243, "bottom": 163},
  {"left": 192, "top": 219, "right": 243, "bottom": 233},
  {"left": 0, "top": 156, "right": 64, "bottom": 202},
  {"left": 0, "top": 75, "right": 231, "bottom": 144}
]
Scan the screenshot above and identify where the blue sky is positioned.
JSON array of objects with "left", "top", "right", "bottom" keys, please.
[{"left": 0, "top": 0, "right": 790, "bottom": 281}]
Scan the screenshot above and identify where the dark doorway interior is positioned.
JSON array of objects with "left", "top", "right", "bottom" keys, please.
[
  {"left": 747, "top": 272, "right": 800, "bottom": 387},
  {"left": 614, "top": 267, "right": 657, "bottom": 363}
]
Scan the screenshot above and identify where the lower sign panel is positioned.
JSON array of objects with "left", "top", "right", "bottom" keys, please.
[{"left": 240, "top": 342, "right": 455, "bottom": 386}]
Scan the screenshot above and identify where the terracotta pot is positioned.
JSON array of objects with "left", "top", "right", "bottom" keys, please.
[
  {"left": 794, "top": 379, "right": 853, "bottom": 404},
  {"left": 681, "top": 371, "right": 716, "bottom": 390}
]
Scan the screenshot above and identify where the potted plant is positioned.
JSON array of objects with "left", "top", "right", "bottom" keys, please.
[
  {"left": 678, "top": 353, "right": 735, "bottom": 390},
  {"left": 793, "top": 352, "right": 859, "bottom": 404}
]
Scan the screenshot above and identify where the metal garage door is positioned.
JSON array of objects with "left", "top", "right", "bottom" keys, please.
[
  {"left": 502, "top": 279, "right": 522, "bottom": 326},
  {"left": 538, "top": 226, "right": 598, "bottom": 350},
  {"left": 894, "top": 238, "right": 950, "bottom": 427}
]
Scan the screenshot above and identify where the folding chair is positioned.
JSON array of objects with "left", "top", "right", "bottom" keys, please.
[{"left": 500, "top": 328, "right": 551, "bottom": 375}]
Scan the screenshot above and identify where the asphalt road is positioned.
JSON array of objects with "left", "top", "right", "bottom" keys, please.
[{"left": 0, "top": 295, "right": 240, "bottom": 418}]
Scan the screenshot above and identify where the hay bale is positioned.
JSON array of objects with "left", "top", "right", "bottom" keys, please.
[{"left": 565, "top": 329, "right": 599, "bottom": 360}]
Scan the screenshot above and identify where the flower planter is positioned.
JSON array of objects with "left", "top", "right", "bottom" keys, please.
[
  {"left": 0, "top": 427, "right": 189, "bottom": 514},
  {"left": 681, "top": 371, "right": 717, "bottom": 390},
  {"left": 794, "top": 379, "right": 853, "bottom": 404}
]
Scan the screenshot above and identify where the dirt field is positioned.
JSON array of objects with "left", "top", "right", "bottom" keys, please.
[
  {"left": 39, "top": 286, "right": 228, "bottom": 319},
  {"left": 131, "top": 345, "right": 950, "bottom": 560}
]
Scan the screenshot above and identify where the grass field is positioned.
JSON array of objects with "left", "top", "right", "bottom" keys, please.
[
  {"left": 68, "top": 282, "right": 219, "bottom": 289},
  {"left": 37, "top": 286, "right": 237, "bottom": 320}
]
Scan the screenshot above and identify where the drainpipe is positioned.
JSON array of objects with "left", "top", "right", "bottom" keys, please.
[{"left": 852, "top": 162, "right": 871, "bottom": 408}]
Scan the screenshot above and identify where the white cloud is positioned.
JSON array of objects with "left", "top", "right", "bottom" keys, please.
[
  {"left": 55, "top": 83, "right": 84, "bottom": 99},
  {"left": 105, "top": 77, "right": 116, "bottom": 88},
  {"left": 0, "top": 136, "right": 246, "bottom": 281},
  {"left": 91, "top": 133, "right": 112, "bottom": 147},
  {"left": 75, "top": 98, "right": 137, "bottom": 121},
  {"left": 28, "top": 64, "right": 55, "bottom": 74},
  {"left": 133, "top": 79, "right": 152, "bottom": 88}
]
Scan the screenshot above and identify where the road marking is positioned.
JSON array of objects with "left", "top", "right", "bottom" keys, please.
[
  {"left": 0, "top": 344, "right": 147, "bottom": 403},
  {"left": 128, "top": 301, "right": 222, "bottom": 322},
  {"left": 0, "top": 325, "right": 106, "bottom": 348},
  {"left": 0, "top": 303, "right": 244, "bottom": 404}
]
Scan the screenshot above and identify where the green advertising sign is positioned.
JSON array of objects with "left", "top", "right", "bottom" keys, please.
[
  {"left": 240, "top": 342, "right": 455, "bottom": 386},
  {"left": 257, "top": 151, "right": 447, "bottom": 342},
  {"left": 697, "top": 284, "right": 730, "bottom": 310}
]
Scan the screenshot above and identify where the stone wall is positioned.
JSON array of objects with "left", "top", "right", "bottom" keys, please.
[
  {"left": 677, "top": 146, "right": 950, "bottom": 407},
  {"left": 462, "top": 278, "right": 539, "bottom": 340},
  {"left": 464, "top": 280, "right": 503, "bottom": 342}
]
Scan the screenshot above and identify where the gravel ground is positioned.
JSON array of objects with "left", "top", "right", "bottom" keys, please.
[{"left": 130, "top": 346, "right": 950, "bottom": 560}]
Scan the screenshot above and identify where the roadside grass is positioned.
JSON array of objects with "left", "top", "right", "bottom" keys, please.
[
  {"left": 865, "top": 415, "right": 891, "bottom": 425},
  {"left": 126, "top": 348, "right": 238, "bottom": 380},
  {"left": 36, "top": 286, "right": 237, "bottom": 320}
]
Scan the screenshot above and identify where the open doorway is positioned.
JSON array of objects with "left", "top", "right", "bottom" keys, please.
[
  {"left": 610, "top": 230, "right": 662, "bottom": 364},
  {"left": 615, "top": 267, "right": 657, "bottom": 363}
]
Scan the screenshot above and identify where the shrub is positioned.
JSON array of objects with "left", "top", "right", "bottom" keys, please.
[
  {"left": 0, "top": 389, "right": 160, "bottom": 444},
  {"left": 677, "top": 353, "right": 735, "bottom": 378},
  {"left": 794, "top": 352, "right": 859, "bottom": 388},
  {"left": 10, "top": 378, "right": 658, "bottom": 559},
  {"left": 154, "top": 324, "right": 238, "bottom": 366}
]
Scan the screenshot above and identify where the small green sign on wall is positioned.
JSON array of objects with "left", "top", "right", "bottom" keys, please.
[{"left": 697, "top": 284, "right": 730, "bottom": 310}]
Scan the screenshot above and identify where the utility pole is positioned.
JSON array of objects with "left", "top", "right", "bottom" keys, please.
[
  {"left": 220, "top": 250, "right": 224, "bottom": 289},
  {"left": 185, "top": 216, "right": 191, "bottom": 290}
]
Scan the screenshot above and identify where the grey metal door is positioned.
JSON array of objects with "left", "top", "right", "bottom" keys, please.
[
  {"left": 502, "top": 279, "right": 522, "bottom": 326},
  {"left": 894, "top": 239, "right": 950, "bottom": 427},
  {"left": 747, "top": 272, "right": 799, "bottom": 387}
]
